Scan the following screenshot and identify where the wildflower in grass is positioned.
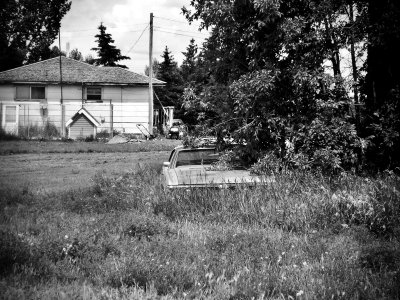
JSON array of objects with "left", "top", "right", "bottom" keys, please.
[
  {"left": 277, "top": 255, "right": 282, "bottom": 264},
  {"left": 296, "top": 290, "right": 304, "bottom": 297}
]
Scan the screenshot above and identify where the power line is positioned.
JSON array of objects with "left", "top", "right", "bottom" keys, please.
[
  {"left": 63, "top": 23, "right": 149, "bottom": 32},
  {"left": 154, "top": 16, "right": 188, "bottom": 24},
  {"left": 154, "top": 28, "right": 207, "bottom": 39},
  {"left": 126, "top": 24, "right": 149, "bottom": 54},
  {"left": 4, "top": 24, "right": 150, "bottom": 35},
  {"left": 60, "top": 29, "right": 145, "bottom": 38},
  {"left": 62, "top": 28, "right": 146, "bottom": 33},
  {"left": 154, "top": 26, "right": 208, "bottom": 36}
]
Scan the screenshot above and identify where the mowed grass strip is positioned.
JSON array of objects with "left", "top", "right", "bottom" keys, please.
[
  {"left": 1, "top": 164, "right": 399, "bottom": 299},
  {"left": 0, "top": 139, "right": 181, "bottom": 155}
]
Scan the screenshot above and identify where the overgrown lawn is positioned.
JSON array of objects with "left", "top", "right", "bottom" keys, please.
[{"left": 1, "top": 165, "right": 399, "bottom": 299}]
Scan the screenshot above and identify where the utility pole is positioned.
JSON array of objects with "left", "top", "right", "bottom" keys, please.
[
  {"left": 58, "top": 29, "right": 65, "bottom": 137},
  {"left": 148, "top": 12, "right": 154, "bottom": 135}
]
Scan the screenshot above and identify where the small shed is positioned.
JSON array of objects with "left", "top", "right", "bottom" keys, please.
[{"left": 66, "top": 108, "right": 100, "bottom": 139}]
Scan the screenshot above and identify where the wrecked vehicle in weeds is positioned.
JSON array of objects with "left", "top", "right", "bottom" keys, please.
[
  {"left": 162, "top": 146, "right": 270, "bottom": 188},
  {"left": 167, "top": 119, "right": 186, "bottom": 139}
]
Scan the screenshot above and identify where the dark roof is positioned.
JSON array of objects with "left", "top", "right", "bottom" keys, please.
[{"left": 0, "top": 56, "right": 165, "bottom": 86}]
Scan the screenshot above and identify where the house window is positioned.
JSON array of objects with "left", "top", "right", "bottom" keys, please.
[
  {"left": 16, "top": 86, "right": 45, "bottom": 100},
  {"left": 5, "top": 106, "right": 17, "bottom": 123},
  {"left": 31, "top": 87, "right": 45, "bottom": 99},
  {"left": 16, "top": 86, "right": 30, "bottom": 99},
  {"left": 86, "top": 87, "right": 102, "bottom": 102}
]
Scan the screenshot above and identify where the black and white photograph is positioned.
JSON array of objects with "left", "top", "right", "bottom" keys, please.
[{"left": 1, "top": 0, "right": 400, "bottom": 299}]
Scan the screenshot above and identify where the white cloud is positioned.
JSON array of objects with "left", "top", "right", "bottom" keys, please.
[{"left": 56, "top": 0, "right": 208, "bottom": 74}]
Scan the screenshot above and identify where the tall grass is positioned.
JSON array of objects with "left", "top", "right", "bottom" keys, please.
[{"left": 0, "top": 165, "right": 399, "bottom": 299}]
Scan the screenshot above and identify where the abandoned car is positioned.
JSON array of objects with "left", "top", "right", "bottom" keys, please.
[
  {"left": 167, "top": 119, "right": 186, "bottom": 139},
  {"left": 162, "top": 146, "right": 269, "bottom": 188}
]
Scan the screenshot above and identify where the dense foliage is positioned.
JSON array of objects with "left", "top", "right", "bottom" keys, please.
[
  {"left": 177, "top": 0, "right": 400, "bottom": 173},
  {"left": 0, "top": 0, "right": 71, "bottom": 71}
]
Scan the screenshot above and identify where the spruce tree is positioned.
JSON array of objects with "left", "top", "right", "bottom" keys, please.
[
  {"left": 156, "top": 46, "right": 183, "bottom": 108},
  {"left": 181, "top": 38, "right": 198, "bottom": 81},
  {"left": 91, "top": 23, "right": 130, "bottom": 68}
]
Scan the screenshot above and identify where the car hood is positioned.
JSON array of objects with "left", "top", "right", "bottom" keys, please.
[{"left": 164, "top": 165, "right": 270, "bottom": 188}]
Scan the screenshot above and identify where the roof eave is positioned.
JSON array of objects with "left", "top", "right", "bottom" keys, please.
[{"left": 0, "top": 81, "right": 165, "bottom": 86}]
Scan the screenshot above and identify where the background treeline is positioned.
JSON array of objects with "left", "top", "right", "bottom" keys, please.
[
  {"left": 157, "top": 0, "right": 400, "bottom": 174},
  {"left": 2, "top": 0, "right": 399, "bottom": 173}
]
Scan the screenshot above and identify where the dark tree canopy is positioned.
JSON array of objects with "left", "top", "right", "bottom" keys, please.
[
  {"left": 91, "top": 23, "right": 130, "bottom": 68},
  {"left": 181, "top": 0, "right": 400, "bottom": 171},
  {"left": 0, "top": 0, "right": 71, "bottom": 71}
]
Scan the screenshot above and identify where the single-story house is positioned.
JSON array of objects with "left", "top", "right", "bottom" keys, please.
[{"left": 0, "top": 56, "right": 172, "bottom": 139}]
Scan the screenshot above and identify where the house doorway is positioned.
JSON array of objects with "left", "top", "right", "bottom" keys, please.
[{"left": 2, "top": 105, "right": 19, "bottom": 135}]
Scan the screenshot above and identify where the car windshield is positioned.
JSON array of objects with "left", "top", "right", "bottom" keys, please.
[{"left": 176, "top": 149, "right": 219, "bottom": 167}]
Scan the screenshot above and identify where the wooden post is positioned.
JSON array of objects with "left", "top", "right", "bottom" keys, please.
[
  {"left": 110, "top": 103, "right": 113, "bottom": 138},
  {"left": 148, "top": 12, "right": 154, "bottom": 135},
  {"left": 61, "top": 104, "right": 65, "bottom": 138}
]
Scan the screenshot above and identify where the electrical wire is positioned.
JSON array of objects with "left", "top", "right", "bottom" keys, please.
[
  {"left": 154, "top": 26, "right": 208, "bottom": 36},
  {"left": 154, "top": 16, "right": 188, "bottom": 24},
  {"left": 154, "top": 28, "right": 206, "bottom": 38},
  {"left": 126, "top": 24, "right": 149, "bottom": 54}
]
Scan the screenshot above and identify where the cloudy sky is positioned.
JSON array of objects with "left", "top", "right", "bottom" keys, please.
[{"left": 57, "top": 0, "right": 209, "bottom": 74}]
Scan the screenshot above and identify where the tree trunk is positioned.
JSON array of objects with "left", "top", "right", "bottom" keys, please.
[{"left": 348, "top": 3, "right": 360, "bottom": 129}]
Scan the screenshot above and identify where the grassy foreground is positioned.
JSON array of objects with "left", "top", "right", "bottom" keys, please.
[{"left": 1, "top": 165, "right": 400, "bottom": 299}]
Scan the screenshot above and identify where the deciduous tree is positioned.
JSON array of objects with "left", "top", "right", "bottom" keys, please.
[
  {"left": 69, "top": 48, "right": 83, "bottom": 61},
  {"left": 0, "top": 0, "right": 71, "bottom": 71}
]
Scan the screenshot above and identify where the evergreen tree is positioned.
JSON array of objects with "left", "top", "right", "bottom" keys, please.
[
  {"left": 155, "top": 46, "right": 184, "bottom": 114},
  {"left": 181, "top": 38, "right": 198, "bottom": 81},
  {"left": 91, "top": 23, "right": 130, "bottom": 68}
]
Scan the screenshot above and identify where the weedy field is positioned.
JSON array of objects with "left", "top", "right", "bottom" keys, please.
[{"left": 0, "top": 141, "right": 400, "bottom": 299}]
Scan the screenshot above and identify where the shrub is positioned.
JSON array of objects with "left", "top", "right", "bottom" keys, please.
[
  {"left": 0, "top": 127, "right": 19, "bottom": 141},
  {"left": 96, "top": 129, "right": 111, "bottom": 142},
  {"left": 18, "top": 121, "right": 60, "bottom": 140},
  {"left": 293, "top": 118, "right": 362, "bottom": 174}
]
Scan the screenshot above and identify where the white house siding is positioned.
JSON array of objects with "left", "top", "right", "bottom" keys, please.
[
  {"left": 122, "top": 87, "right": 149, "bottom": 103},
  {"left": 0, "top": 84, "right": 151, "bottom": 136},
  {"left": 47, "top": 85, "right": 83, "bottom": 102}
]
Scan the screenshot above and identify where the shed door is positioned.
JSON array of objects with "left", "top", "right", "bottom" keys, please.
[
  {"left": 69, "top": 115, "right": 95, "bottom": 139},
  {"left": 2, "top": 105, "right": 19, "bottom": 135}
]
